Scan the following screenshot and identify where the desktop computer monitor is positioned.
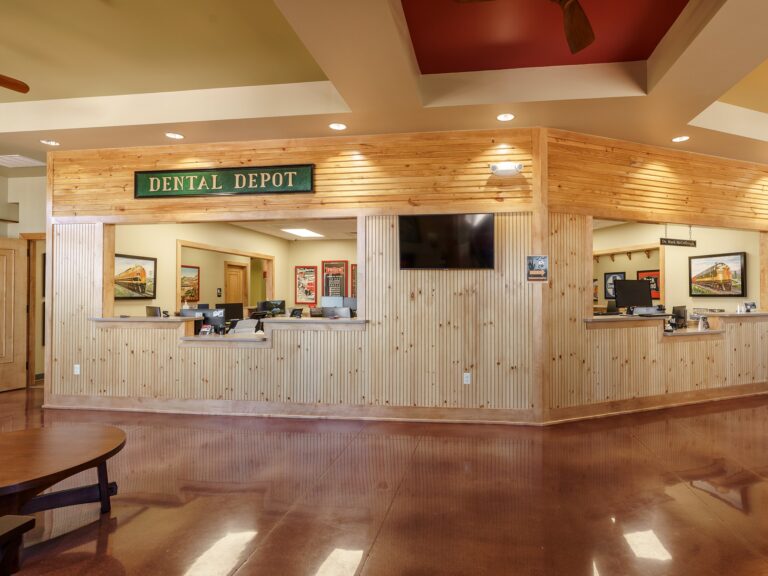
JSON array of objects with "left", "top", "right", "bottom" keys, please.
[
  {"left": 320, "top": 296, "right": 344, "bottom": 308},
  {"left": 342, "top": 298, "right": 357, "bottom": 310},
  {"left": 196, "top": 303, "right": 209, "bottom": 310},
  {"left": 614, "top": 280, "right": 653, "bottom": 309},
  {"left": 180, "top": 309, "right": 204, "bottom": 318},
  {"left": 258, "top": 300, "right": 286, "bottom": 315},
  {"left": 145, "top": 306, "right": 161, "bottom": 317},
  {"left": 202, "top": 309, "right": 226, "bottom": 331},
  {"left": 215, "top": 303, "right": 244, "bottom": 321}
]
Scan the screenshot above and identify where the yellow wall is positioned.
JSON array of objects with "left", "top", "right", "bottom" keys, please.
[
  {"left": 284, "top": 239, "right": 357, "bottom": 308},
  {"left": 179, "top": 247, "right": 251, "bottom": 308},
  {"left": 114, "top": 223, "right": 290, "bottom": 316},
  {"left": 7, "top": 176, "right": 46, "bottom": 237},
  {"left": 593, "top": 222, "right": 760, "bottom": 311}
]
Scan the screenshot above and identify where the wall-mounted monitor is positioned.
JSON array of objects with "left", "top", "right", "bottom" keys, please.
[{"left": 399, "top": 214, "right": 495, "bottom": 270}]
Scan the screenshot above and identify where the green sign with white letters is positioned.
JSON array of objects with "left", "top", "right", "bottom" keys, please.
[{"left": 134, "top": 165, "right": 314, "bottom": 198}]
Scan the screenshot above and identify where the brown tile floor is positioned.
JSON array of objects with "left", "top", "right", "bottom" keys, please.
[{"left": 2, "top": 389, "right": 768, "bottom": 575}]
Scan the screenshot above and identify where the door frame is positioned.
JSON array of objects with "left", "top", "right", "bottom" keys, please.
[
  {"left": 21, "top": 232, "right": 45, "bottom": 388},
  {"left": 224, "top": 261, "right": 248, "bottom": 306},
  {"left": 175, "top": 239, "right": 274, "bottom": 311}
]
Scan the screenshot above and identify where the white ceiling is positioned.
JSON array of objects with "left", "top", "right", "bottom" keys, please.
[
  {"left": 2, "top": 0, "right": 768, "bottom": 176},
  {"left": 234, "top": 219, "right": 357, "bottom": 241}
]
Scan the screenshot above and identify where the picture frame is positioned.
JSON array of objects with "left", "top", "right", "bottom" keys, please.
[
  {"left": 114, "top": 254, "right": 157, "bottom": 300},
  {"left": 637, "top": 269, "right": 660, "bottom": 300},
  {"left": 689, "top": 252, "right": 746, "bottom": 297},
  {"left": 604, "top": 272, "right": 625, "bottom": 300},
  {"left": 295, "top": 265, "right": 318, "bottom": 305},
  {"left": 322, "top": 260, "right": 348, "bottom": 297},
  {"left": 180, "top": 265, "right": 200, "bottom": 302},
  {"left": 351, "top": 264, "right": 358, "bottom": 298},
  {"left": 593, "top": 278, "right": 598, "bottom": 302}
]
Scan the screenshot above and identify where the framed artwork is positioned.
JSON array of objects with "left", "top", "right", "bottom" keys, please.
[
  {"left": 604, "top": 272, "right": 625, "bottom": 300},
  {"left": 637, "top": 270, "right": 661, "bottom": 300},
  {"left": 295, "top": 266, "right": 318, "bottom": 305},
  {"left": 593, "top": 278, "right": 598, "bottom": 302},
  {"left": 180, "top": 265, "right": 200, "bottom": 302},
  {"left": 689, "top": 252, "right": 746, "bottom": 297},
  {"left": 351, "top": 264, "right": 357, "bottom": 298},
  {"left": 114, "top": 254, "right": 157, "bottom": 300},
  {"left": 322, "top": 260, "right": 348, "bottom": 297}
]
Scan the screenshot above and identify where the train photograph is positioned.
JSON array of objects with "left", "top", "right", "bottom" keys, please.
[
  {"left": 689, "top": 252, "right": 746, "bottom": 296},
  {"left": 114, "top": 254, "right": 157, "bottom": 299}
]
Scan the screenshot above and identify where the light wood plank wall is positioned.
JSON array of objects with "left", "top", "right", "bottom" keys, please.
[
  {"left": 50, "top": 214, "right": 534, "bottom": 414},
  {"left": 547, "top": 213, "right": 768, "bottom": 419},
  {"left": 548, "top": 129, "right": 768, "bottom": 230},
  {"left": 49, "top": 130, "right": 534, "bottom": 222}
]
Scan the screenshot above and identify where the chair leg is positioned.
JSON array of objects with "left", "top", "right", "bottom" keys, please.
[{"left": 0, "top": 536, "right": 23, "bottom": 576}]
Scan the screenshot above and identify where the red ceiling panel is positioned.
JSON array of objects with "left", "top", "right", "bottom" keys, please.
[{"left": 402, "top": 0, "right": 690, "bottom": 74}]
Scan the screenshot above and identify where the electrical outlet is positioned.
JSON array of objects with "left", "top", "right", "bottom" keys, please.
[
  {"left": 463, "top": 372, "right": 471, "bottom": 385},
  {"left": 73, "top": 364, "right": 80, "bottom": 375}
]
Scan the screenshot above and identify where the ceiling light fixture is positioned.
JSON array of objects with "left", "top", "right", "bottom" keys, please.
[
  {"left": 496, "top": 113, "right": 515, "bottom": 122},
  {"left": 329, "top": 123, "right": 347, "bottom": 131},
  {"left": 281, "top": 228, "right": 324, "bottom": 238},
  {"left": 40, "top": 139, "right": 60, "bottom": 147},
  {"left": 671, "top": 135, "right": 690, "bottom": 143},
  {"left": 165, "top": 132, "right": 184, "bottom": 140}
]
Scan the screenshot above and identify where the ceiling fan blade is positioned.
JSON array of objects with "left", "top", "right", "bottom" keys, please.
[
  {"left": 552, "top": 0, "right": 595, "bottom": 54},
  {"left": 0, "top": 74, "right": 30, "bottom": 94}
]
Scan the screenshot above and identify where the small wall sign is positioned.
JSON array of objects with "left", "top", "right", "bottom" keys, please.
[
  {"left": 135, "top": 165, "right": 314, "bottom": 198},
  {"left": 660, "top": 238, "right": 697, "bottom": 247},
  {"left": 526, "top": 255, "right": 548, "bottom": 282}
]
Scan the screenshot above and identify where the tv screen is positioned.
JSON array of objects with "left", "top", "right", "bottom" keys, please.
[{"left": 399, "top": 214, "right": 495, "bottom": 269}]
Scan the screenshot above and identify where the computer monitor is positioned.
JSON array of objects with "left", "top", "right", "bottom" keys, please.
[
  {"left": 614, "top": 280, "right": 653, "bottom": 309},
  {"left": 215, "top": 303, "right": 244, "bottom": 322},
  {"left": 202, "top": 308, "right": 226, "bottom": 331},
  {"left": 258, "top": 300, "right": 286, "bottom": 315},
  {"left": 180, "top": 308, "right": 204, "bottom": 318},
  {"left": 196, "top": 303, "right": 209, "bottom": 310},
  {"left": 145, "top": 306, "right": 161, "bottom": 317},
  {"left": 342, "top": 298, "right": 357, "bottom": 310},
  {"left": 320, "top": 296, "right": 344, "bottom": 308}
]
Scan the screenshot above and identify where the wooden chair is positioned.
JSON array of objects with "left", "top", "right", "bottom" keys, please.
[{"left": 0, "top": 516, "right": 35, "bottom": 576}]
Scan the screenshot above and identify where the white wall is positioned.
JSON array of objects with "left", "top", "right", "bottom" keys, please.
[
  {"left": 7, "top": 176, "right": 46, "bottom": 236},
  {"left": 114, "top": 223, "right": 290, "bottom": 316},
  {"left": 594, "top": 222, "right": 761, "bottom": 311},
  {"left": 284, "top": 239, "right": 357, "bottom": 309}
]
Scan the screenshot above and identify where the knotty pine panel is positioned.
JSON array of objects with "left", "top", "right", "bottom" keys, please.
[
  {"left": 50, "top": 130, "right": 534, "bottom": 221},
  {"left": 548, "top": 130, "right": 768, "bottom": 230}
]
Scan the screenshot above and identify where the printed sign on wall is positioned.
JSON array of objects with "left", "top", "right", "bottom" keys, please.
[
  {"left": 322, "top": 260, "right": 348, "bottom": 297},
  {"left": 526, "top": 255, "right": 548, "bottom": 282},
  {"left": 295, "top": 266, "right": 317, "bottom": 305}
]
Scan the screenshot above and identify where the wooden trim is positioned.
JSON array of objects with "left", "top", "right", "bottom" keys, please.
[
  {"left": 20, "top": 233, "right": 45, "bottom": 241},
  {"left": 531, "top": 127, "right": 549, "bottom": 421},
  {"left": 546, "top": 382, "right": 768, "bottom": 424},
  {"left": 102, "top": 225, "right": 115, "bottom": 318},
  {"left": 584, "top": 318, "right": 665, "bottom": 330},
  {"left": 44, "top": 155, "right": 54, "bottom": 398},
  {"left": 43, "top": 394, "right": 538, "bottom": 425},
  {"left": 761, "top": 232, "right": 768, "bottom": 310},
  {"left": 658, "top": 244, "right": 666, "bottom": 305},
  {"left": 25, "top": 239, "right": 38, "bottom": 388},
  {"left": 356, "top": 216, "right": 366, "bottom": 318}
]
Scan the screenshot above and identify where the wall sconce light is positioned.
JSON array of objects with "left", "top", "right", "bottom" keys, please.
[{"left": 490, "top": 162, "right": 523, "bottom": 176}]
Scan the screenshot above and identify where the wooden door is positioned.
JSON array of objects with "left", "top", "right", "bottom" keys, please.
[
  {"left": 224, "top": 262, "right": 247, "bottom": 305},
  {"left": 0, "top": 238, "right": 28, "bottom": 392}
]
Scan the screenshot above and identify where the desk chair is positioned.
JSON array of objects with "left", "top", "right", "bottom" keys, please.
[{"left": 0, "top": 515, "right": 35, "bottom": 575}]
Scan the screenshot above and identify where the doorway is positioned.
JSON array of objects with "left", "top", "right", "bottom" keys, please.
[{"left": 224, "top": 261, "right": 248, "bottom": 306}]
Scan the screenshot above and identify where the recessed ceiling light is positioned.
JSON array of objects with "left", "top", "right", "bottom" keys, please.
[
  {"left": 672, "top": 135, "right": 690, "bottom": 143},
  {"left": 281, "top": 228, "right": 324, "bottom": 238},
  {"left": 329, "top": 123, "right": 347, "bottom": 131},
  {"left": 496, "top": 113, "right": 515, "bottom": 122},
  {"left": 40, "top": 139, "right": 60, "bottom": 147},
  {"left": 165, "top": 132, "right": 184, "bottom": 140}
]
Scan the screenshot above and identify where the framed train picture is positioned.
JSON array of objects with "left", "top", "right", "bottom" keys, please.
[
  {"left": 689, "top": 252, "right": 746, "bottom": 297},
  {"left": 115, "top": 254, "right": 157, "bottom": 299},
  {"left": 295, "top": 265, "right": 317, "bottom": 305},
  {"left": 322, "top": 260, "right": 348, "bottom": 297},
  {"left": 637, "top": 270, "right": 660, "bottom": 300}
]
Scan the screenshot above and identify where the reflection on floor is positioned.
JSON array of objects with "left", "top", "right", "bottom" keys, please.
[{"left": 2, "top": 388, "right": 768, "bottom": 575}]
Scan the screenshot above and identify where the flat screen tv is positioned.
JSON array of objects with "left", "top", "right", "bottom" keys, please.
[{"left": 399, "top": 214, "right": 495, "bottom": 269}]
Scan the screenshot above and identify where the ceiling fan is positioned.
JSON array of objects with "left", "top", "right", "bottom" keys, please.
[
  {"left": 454, "top": 0, "right": 595, "bottom": 54},
  {"left": 0, "top": 74, "right": 30, "bottom": 93}
]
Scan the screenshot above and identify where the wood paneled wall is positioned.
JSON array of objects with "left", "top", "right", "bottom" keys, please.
[
  {"left": 548, "top": 129, "right": 768, "bottom": 230},
  {"left": 547, "top": 213, "right": 768, "bottom": 419},
  {"left": 49, "top": 130, "right": 534, "bottom": 222},
  {"left": 49, "top": 214, "right": 534, "bottom": 417}
]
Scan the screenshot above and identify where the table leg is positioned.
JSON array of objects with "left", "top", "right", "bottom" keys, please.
[{"left": 97, "top": 463, "right": 111, "bottom": 514}]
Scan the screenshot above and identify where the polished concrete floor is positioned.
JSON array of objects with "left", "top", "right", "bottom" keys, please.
[{"left": 2, "top": 390, "right": 768, "bottom": 575}]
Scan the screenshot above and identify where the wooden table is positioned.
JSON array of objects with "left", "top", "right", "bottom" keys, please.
[{"left": 0, "top": 425, "right": 126, "bottom": 517}]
